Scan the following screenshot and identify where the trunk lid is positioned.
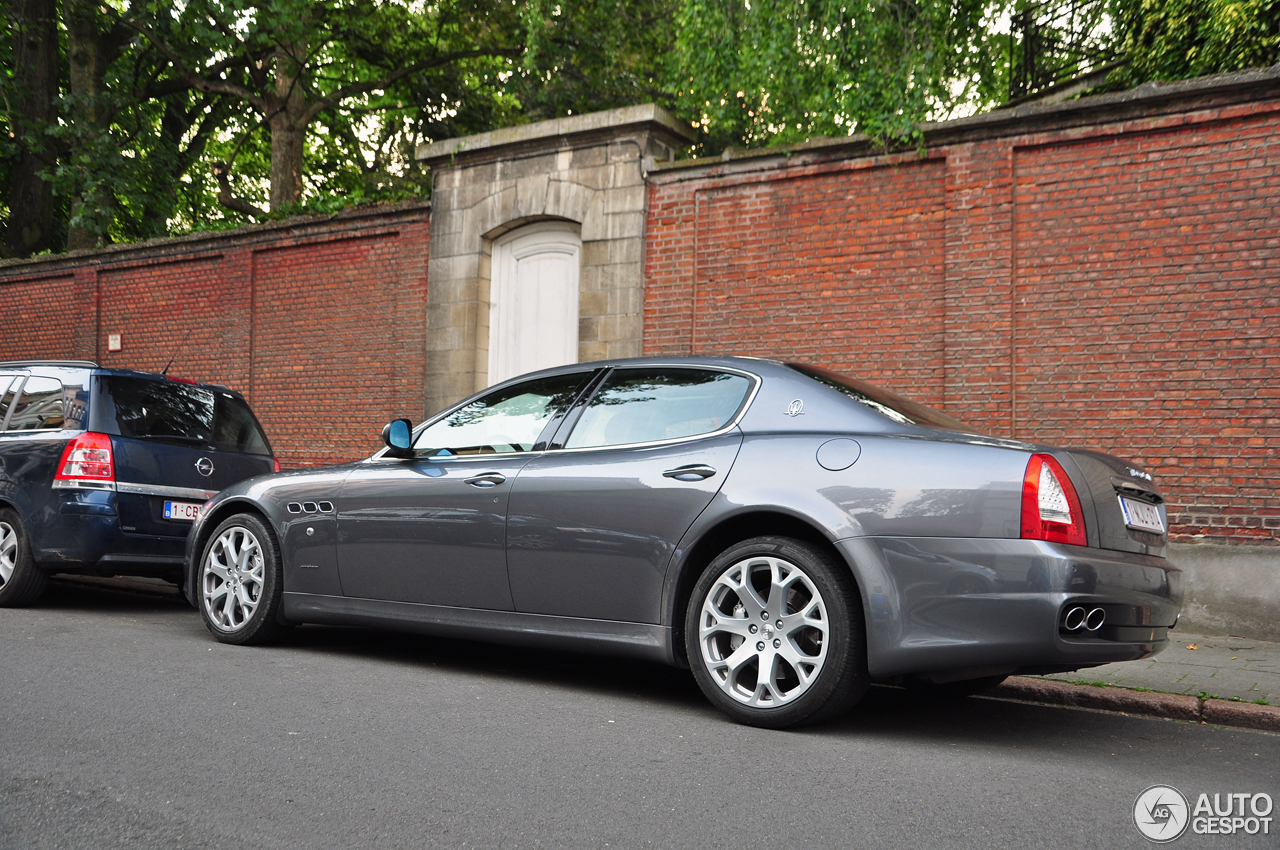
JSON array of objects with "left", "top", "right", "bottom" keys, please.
[{"left": 1055, "top": 449, "right": 1168, "bottom": 557}]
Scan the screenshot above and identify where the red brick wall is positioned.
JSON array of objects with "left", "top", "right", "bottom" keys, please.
[
  {"left": 0, "top": 205, "right": 430, "bottom": 469},
  {"left": 646, "top": 94, "right": 1280, "bottom": 544}
]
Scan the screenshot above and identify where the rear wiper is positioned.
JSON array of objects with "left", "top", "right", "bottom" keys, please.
[{"left": 134, "top": 434, "right": 215, "bottom": 447}]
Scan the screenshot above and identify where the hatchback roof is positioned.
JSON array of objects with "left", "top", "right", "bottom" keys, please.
[
  {"left": 0, "top": 360, "right": 99, "bottom": 368},
  {"left": 0, "top": 360, "right": 235, "bottom": 393}
]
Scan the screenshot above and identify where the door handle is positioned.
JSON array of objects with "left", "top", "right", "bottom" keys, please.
[
  {"left": 663, "top": 464, "right": 717, "bottom": 481},
  {"left": 464, "top": 472, "right": 506, "bottom": 488}
]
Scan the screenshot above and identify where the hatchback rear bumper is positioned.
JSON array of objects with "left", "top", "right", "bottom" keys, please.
[
  {"left": 35, "top": 497, "right": 187, "bottom": 577},
  {"left": 838, "top": 536, "right": 1183, "bottom": 680}
]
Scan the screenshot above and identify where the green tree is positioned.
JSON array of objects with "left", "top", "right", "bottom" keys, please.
[
  {"left": 1112, "top": 0, "right": 1280, "bottom": 85},
  {"left": 120, "top": 0, "right": 524, "bottom": 214},
  {"left": 665, "top": 0, "right": 1011, "bottom": 152},
  {"left": 3, "top": 0, "right": 60, "bottom": 257},
  {"left": 511, "top": 0, "right": 678, "bottom": 121}
]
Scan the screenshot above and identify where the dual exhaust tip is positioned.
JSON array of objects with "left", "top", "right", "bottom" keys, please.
[{"left": 1063, "top": 606, "right": 1106, "bottom": 632}]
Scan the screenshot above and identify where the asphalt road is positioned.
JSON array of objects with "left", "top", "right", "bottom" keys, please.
[{"left": 1, "top": 580, "right": 1275, "bottom": 850}]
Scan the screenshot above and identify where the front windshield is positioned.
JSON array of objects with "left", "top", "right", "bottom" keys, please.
[{"left": 786, "top": 363, "right": 978, "bottom": 433}]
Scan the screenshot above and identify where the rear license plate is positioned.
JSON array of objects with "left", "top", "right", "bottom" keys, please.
[
  {"left": 164, "top": 500, "right": 203, "bottom": 522},
  {"left": 1119, "top": 497, "right": 1164, "bottom": 533}
]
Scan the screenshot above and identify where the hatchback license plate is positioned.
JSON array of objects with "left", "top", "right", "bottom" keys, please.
[
  {"left": 1119, "top": 497, "right": 1164, "bottom": 533},
  {"left": 164, "top": 500, "right": 203, "bottom": 522}
]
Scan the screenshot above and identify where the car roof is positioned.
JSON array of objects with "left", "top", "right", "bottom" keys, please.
[
  {"left": 0, "top": 361, "right": 238, "bottom": 395},
  {"left": 490, "top": 354, "right": 790, "bottom": 382}
]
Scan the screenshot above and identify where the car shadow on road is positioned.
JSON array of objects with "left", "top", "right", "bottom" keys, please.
[
  {"left": 275, "top": 621, "right": 1237, "bottom": 753},
  {"left": 32, "top": 581, "right": 1253, "bottom": 753},
  {"left": 39, "top": 576, "right": 190, "bottom": 614},
  {"left": 281, "top": 620, "right": 712, "bottom": 711}
]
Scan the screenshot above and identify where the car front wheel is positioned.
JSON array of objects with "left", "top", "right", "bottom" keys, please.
[
  {"left": 199, "top": 513, "right": 287, "bottom": 645},
  {"left": 0, "top": 508, "right": 48, "bottom": 608},
  {"left": 685, "top": 536, "right": 868, "bottom": 728}
]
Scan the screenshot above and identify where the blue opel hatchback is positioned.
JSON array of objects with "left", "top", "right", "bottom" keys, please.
[{"left": 0, "top": 361, "right": 277, "bottom": 606}]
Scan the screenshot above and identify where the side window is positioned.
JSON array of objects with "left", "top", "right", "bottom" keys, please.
[
  {"left": 565, "top": 368, "right": 752, "bottom": 449},
  {"left": 413, "top": 373, "right": 589, "bottom": 455},
  {"left": 213, "top": 393, "right": 273, "bottom": 456},
  {"left": 6, "top": 376, "right": 67, "bottom": 431},
  {"left": 0, "top": 374, "right": 15, "bottom": 427}
]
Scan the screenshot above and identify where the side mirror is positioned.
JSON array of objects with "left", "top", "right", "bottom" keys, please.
[{"left": 381, "top": 418, "right": 414, "bottom": 458}]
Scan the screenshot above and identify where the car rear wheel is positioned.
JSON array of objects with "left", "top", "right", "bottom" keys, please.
[
  {"left": 0, "top": 509, "right": 49, "bottom": 608},
  {"left": 199, "top": 513, "right": 287, "bottom": 645},
  {"left": 685, "top": 536, "right": 868, "bottom": 728}
]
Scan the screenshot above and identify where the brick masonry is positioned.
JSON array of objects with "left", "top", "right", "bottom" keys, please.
[
  {"left": 645, "top": 70, "right": 1280, "bottom": 546},
  {"left": 0, "top": 204, "right": 431, "bottom": 469}
]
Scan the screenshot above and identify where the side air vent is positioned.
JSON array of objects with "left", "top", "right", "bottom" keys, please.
[{"left": 287, "top": 501, "right": 334, "bottom": 515}]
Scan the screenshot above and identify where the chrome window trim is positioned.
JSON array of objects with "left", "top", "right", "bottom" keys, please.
[
  {"left": 368, "top": 364, "right": 762, "bottom": 460},
  {"left": 52, "top": 479, "right": 117, "bottom": 492},
  {"left": 116, "top": 481, "right": 219, "bottom": 500}
]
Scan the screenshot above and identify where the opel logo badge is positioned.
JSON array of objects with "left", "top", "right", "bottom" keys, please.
[{"left": 195, "top": 457, "right": 215, "bottom": 477}]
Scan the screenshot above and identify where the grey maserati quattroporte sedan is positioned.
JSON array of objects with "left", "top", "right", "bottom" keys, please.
[{"left": 184, "top": 357, "right": 1181, "bottom": 728}]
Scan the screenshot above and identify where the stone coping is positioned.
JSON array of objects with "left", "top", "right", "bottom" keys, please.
[{"left": 415, "top": 104, "right": 696, "bottom": 166}]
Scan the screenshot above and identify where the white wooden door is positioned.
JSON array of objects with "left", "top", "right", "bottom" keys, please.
[{"left": 488, "top": 222, "right": 581, "bottom": 386}]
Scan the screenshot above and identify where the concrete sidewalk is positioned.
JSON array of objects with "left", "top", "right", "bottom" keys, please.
[
  {"left": 1044, "top": 632, "right": 1279, "bottom": 704},
  {"left": 986, "top": 632, "right": 1280, "bottom": 733}
]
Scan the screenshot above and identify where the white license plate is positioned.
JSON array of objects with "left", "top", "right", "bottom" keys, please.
[
  {"left": 1119, "top": 497, "right": 1164, "bottom": 533},
  {"left": 164, "top": 500, "right": 203, "bottom": 522}
]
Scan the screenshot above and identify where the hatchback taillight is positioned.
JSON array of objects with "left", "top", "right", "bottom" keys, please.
[
  {"left": 272, "top": 457, "right": 281, "bottom": 473},
  {"left": 53, "top": 432, "right": 115, "bottom": 487},
  {"left": 1020, "top": 453, "right": 1087, "bottom": 546}
]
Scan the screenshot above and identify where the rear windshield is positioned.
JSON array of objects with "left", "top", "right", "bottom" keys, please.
[
  {"left": 94, "top": 376, "right": 273, "bottom": 456},
  {"left": 786, "top": 363, "right": 977, "bottom": 433}
]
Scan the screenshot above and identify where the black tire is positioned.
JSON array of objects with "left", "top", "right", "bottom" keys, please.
[
  {"left": 684, "top": 536, "right": 868, "bottom": 728},
  {"left": 905, "top": 674, "right": 1009, "bottom": 700},
  {"left": 197, "top": 513, "right": 287, "bottom": 645},
  {"left": 0, "top": 508, "right": 49, "bottom": 608}
]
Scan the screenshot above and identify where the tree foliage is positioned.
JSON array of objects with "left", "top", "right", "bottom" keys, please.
[
  {"left": 4, "top": 0, "right": 1279, "bottom": 258},
  {"left": 1111, "top": 0, "right": 1280, "bottom": 86},
  {"left": 512, "top": 0, "right": 677, "bottom": 121},
  {"left": 666, "top": 0, "right": 1011, "bottom": 151}
]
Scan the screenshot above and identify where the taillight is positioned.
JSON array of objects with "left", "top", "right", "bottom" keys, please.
[
  {"left": 1021, "top": 453, "right": 1087, "bottom": 546},
  {"left": 53, "top": 432, "right": 116, "bottom": 488},
  {"left": 272, "top": 457, "right": 281, "bottom": 473}
]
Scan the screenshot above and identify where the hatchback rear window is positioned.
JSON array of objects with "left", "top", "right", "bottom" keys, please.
[{"left": 95, "top": 377, "right": 273, "bottom": 456}]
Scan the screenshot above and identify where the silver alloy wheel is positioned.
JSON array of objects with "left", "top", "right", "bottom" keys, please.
[
  {"left": 697, "top": 555, "right": 830, "bottom": 708},
  {"left": 202, "top": 525, "right": 266, "bottom": 632},
  {"left": 0, "top": 521, "right": 16, "bottom": 586}
]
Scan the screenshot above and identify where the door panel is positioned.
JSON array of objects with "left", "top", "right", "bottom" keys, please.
[
  {"left": 506, "top": 433, "right": 743, "bottom": 623},
  {"left": 336, "top": 456, "right": 532, "bottom": 609}
]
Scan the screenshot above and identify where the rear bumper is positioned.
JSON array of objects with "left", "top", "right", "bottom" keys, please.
[
  {"left": 34, "top": 494, "right": 188, "bottom": 576},
  {"left": 838, "top": 536, "right": 1183, "bottom": 679}
]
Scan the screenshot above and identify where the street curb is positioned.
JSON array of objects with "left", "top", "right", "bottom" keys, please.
[{"left": 989, "top": 677, "right": 1280, "bottom": 732}]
